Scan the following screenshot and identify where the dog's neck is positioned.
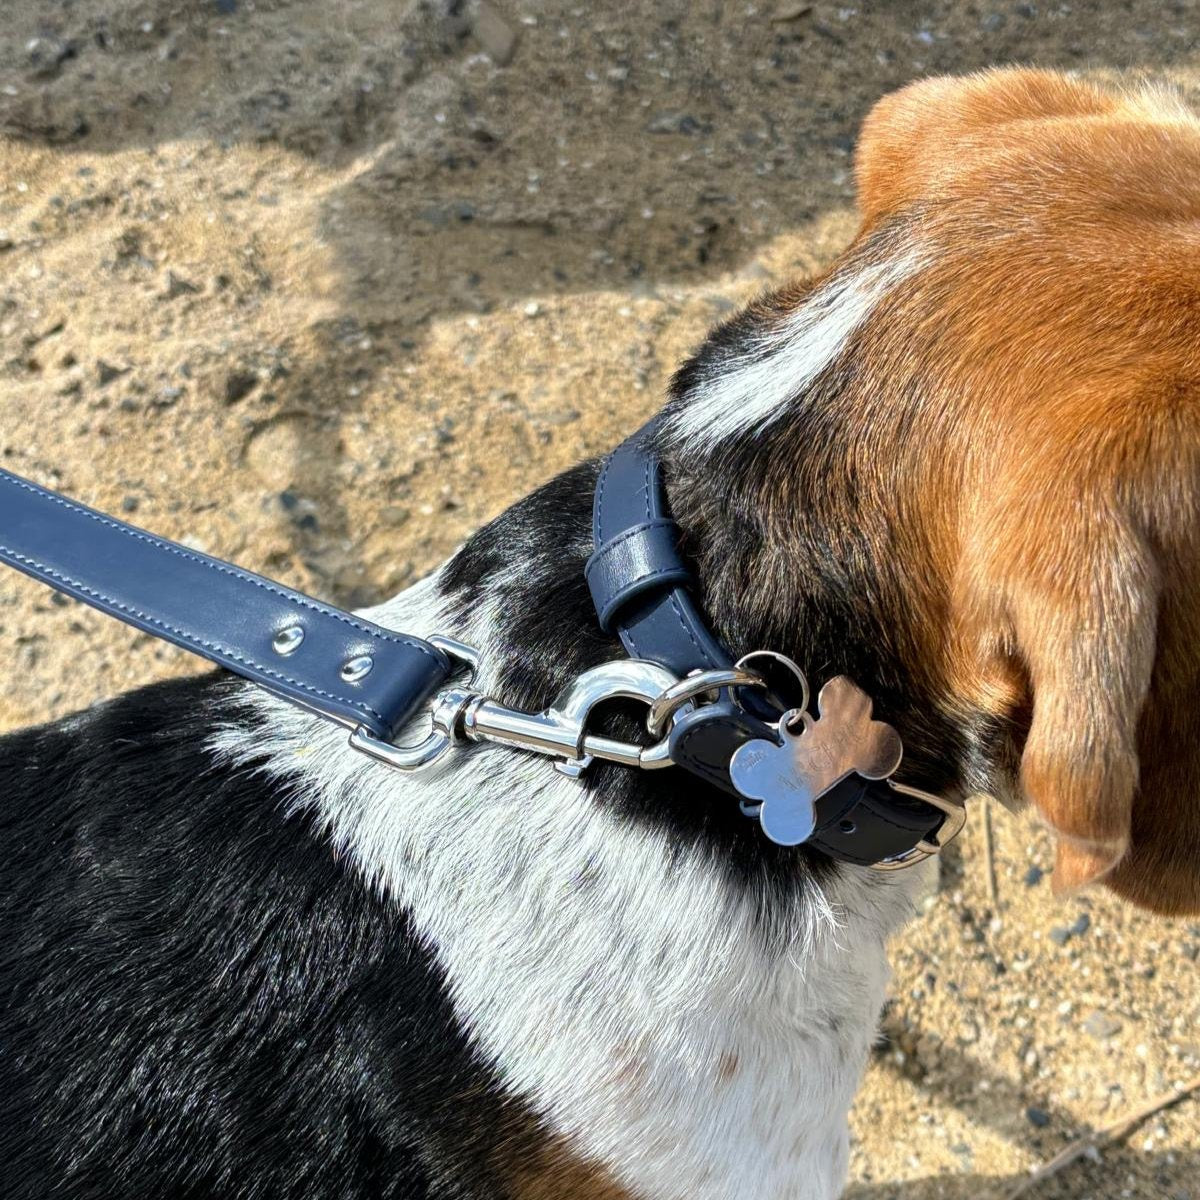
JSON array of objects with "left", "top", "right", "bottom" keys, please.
[
  {"left": 648, "top": 237, "right": 1022, "bottom": 813},
  {"left": 661, "top": 441, "right": 956, "bottom": 789},
  {"left": 656, "top": 415, "right": 994, "bottom": 812},
  {"left": 220, "top": 451, "right": 922, "bottom": 1200},
  {"left": 213, "top": 273, "right": 949, "bottom": 1199}
]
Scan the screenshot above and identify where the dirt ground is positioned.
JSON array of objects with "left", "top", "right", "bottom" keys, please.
[{"left": 1, "top": 1, "right": 1198, "bottom": 1196}]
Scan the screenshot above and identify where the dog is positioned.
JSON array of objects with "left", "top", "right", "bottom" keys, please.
[{"left": 3, "top": 67, "right": 1199, "bottom": 1200}]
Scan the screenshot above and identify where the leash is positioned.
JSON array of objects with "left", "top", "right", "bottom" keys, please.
[{"left": 0, "top": 429, "right": 964, "bottom": 870}]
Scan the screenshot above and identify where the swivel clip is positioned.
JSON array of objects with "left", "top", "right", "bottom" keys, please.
[{"left": 348, "top": 641, "right": 768, "bottom": 779}]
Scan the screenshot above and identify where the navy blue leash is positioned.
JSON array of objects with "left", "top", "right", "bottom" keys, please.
[
  {"left": 0, "top": 433, "right": 964, "bottom": 869},
  {"left": 0, "top": 469, "right": 451, "bottom": 741}
]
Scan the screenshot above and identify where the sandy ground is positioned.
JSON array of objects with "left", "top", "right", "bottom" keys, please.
[{"left": 1, "top": 1, "right": 1199, "bottom": 1196}]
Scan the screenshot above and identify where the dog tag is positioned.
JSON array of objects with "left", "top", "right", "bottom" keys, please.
[{"left": 729, "top": 676, "right": 904, "bottom": 846}]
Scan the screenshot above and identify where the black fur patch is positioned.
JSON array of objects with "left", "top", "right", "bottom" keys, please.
[{"left": 0, "top": 675, "right": 559, "bottom": 1199}]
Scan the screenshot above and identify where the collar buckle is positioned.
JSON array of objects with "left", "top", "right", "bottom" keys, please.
[{"left": 870, "top": 782, "right": 968, "bottom": 871}]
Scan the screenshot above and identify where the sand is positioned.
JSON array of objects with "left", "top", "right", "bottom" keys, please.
[{"left": 1, "top": 1, "right": 1198, "bottom": 1196}]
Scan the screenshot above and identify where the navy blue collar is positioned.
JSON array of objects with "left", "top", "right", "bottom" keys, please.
[
  {"left": 0, "top": 434, "right": 963, "bottom": 869},
  {"left": 586, "top": 423, "right": 963, "bottom": 867}
]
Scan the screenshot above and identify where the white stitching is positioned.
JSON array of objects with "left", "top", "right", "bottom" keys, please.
[
  {"left": 0, "top": 546, "right": 394, "bottom": 723},
  {"left": 0, "top": 472, "right": 444, "bottom": 665}
]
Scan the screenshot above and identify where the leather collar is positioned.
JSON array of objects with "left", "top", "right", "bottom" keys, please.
[{"left": 586, "top": 423, "right": 963, "bottom": 868}]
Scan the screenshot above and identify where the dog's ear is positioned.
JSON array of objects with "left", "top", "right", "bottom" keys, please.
[
  {"left": 855, "top": 68, "right": 1113, "bottom": 224},
  {"left": 1012, "top": 533, "right": 1160, "bottom": 894},
  {"left": 968, "top": 481, "right": 1161, "bottom": 895}
]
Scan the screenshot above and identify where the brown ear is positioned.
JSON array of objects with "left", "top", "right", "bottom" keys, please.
[
  {"left": 855, "top": 68, "right": 1114, "bottom": 224},
  {"left": 1005, "top": 521, "right": 1160, "bottom": 893}
]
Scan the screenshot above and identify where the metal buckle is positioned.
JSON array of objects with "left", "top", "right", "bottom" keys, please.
[
  {"left": 349, "top": 652, "right": 784, "bottom": 780},
  {"left": 451, "top": 658, "right": 682, "bottom": 777},
  {"left": 350, "top": 650, "right": 703, "bottom": 777},
  {"left": 348, "top": 635, "right": 480, "bottom": 771},
  {"left": 869, "top": 781, "right": 968, "bottom": 871}
]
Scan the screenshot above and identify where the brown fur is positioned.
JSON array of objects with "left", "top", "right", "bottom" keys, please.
[
  {"left": 847, "top": 69, "right": 1200, "bottom": 913},
  {"left": 497, "top": 1132, "right": 638, "bottom": 1200}
]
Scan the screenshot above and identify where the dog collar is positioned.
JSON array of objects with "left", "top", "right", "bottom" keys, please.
[
  {"left": 0, "top": 453, "right": 964, "bottom": 870},
  {"left": 585, "top": 423, "right": 964, "bottom": 867}
]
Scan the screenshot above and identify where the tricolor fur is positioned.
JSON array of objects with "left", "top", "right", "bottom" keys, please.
[{"left": 4, "top": 68, "right": 1200, "bottom": 1199}]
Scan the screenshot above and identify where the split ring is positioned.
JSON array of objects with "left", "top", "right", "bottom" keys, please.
[
  {"left": 644, "top": 666, "right": 766, "bottom": 738},
  {"left": 734, "top": 650, "right": 810, "bottom": 719}
]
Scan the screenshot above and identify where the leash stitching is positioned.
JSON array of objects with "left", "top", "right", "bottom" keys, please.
[
  {"left": 0, "top": 544, "right": 393, "bottom": 724},
  {"left": 0, "top": 472, "right": 445, "bottom": 665}
]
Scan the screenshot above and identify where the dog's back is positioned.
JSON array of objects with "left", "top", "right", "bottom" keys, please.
[{"left": 0, "top": 675, "right": 555, "bottom": 1198}]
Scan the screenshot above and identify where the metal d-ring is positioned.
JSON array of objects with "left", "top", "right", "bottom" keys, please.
[
  {"left": 734, "top": 650, "right": 809, "bottom": 720},
  {"left": 347, "top": 634, "right": 481, "bottom": 772},
  {"left": 644, "top": 666, "right": 767, "bottom": 739}
]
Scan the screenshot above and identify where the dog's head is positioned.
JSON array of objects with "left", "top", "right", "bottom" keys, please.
[{"left": 852, "top": 69, "right": 1200, "bottom": 914}]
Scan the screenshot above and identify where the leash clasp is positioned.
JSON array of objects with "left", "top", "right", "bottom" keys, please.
[
  {"left": 347, "top": 635, "right": 481, "bottom": 771},
  {"left": 348, "top": 651, "right": 688, "bottom": 776},
  {"left": 349, "top": 654, "right": 762, "bottom": 778},
  {"left": 440, "top": 658, "right": 684, "bottom": 776}
]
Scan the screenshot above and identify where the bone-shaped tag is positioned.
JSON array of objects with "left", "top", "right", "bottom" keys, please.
[{"left": 728, "top": 676, "right": 904, "bottom": 846}]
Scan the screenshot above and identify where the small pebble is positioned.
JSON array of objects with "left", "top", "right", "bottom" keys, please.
[
  {"left": 163, "top": 270, "right": 199, "bottom": 299},
  {"left": 1082, "top": 1011, "right": 1123, "bottom": 1040},
  {"left": 1026, "top": 1106, "right": 1051, "bottom": 1128},
  {"left": 772, "top": 1, "right": 812, "bottom": 19},
  {"left": 96, "top": 360, "right": 128, "bottom": 386},
  {"left": 646, "top": 112, "right": 703, "bottom": 135},
  {"left": 223, "top": 370, "right": 257, "bottom": 404},
  {"left": 472, "top": 0, "right": 519, "bottom": 66}
]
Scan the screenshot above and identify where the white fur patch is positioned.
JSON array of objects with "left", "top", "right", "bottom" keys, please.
[
  {"left": 213, "top": 574, "right": 923, "bottom": 1200},
  {"left": 669, "top": 249, "right": 924, "bottom": 451}
]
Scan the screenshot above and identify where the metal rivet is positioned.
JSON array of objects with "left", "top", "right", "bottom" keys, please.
[
  {"left": 272, "top": 625, "right": 305, "bottom": 656},
  {"left": 839, "top": 820, "right": 857, "bottom": 835},
  {"left": 340, "top": 655, "right": 374, "bottom": 683}
]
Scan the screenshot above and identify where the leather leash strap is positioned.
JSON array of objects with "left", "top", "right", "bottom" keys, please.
[{"left": 0, "top": 469, "right": 451, "bottom": 740}]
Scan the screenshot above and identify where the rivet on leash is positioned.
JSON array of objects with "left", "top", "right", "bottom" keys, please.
[
  {"left": 272, "top": 625, "right": 305, "bottom": 656},
  {"left": 340, "top": 655, "right": 374, "bottom": 682}
]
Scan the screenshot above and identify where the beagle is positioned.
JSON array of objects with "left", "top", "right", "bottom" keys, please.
[{"left": 1, "top": 68, "right": 1197, "bottom": 1200}]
